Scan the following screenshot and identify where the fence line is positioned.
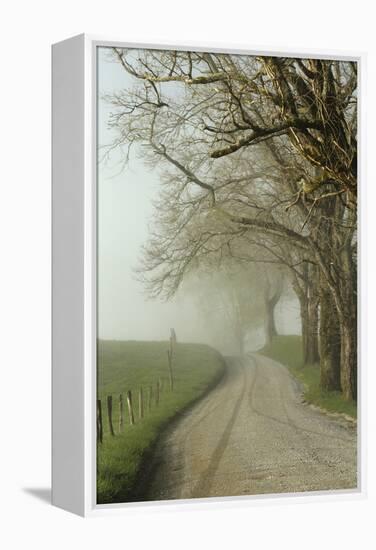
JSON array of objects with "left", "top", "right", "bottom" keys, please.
[{"left": 97, "top": 330, "right": 177, "bottom": 443}]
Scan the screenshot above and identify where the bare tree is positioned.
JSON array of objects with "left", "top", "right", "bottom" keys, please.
[
  {"left": 262, "top": 267, "right": 283, "bottom": 346},
  {"left": 110, "top": 48, "right": 357, "bottom": 205},
  {"left": 103, "top": 48, "right": 357, "bottom": 400}
]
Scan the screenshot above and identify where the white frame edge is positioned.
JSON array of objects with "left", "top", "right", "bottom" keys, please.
[
  {"left": 51, "top": 33, "right": 366, "bottom": 517},
  {"left": 52, "top": 34, "right": 86, "bottom": 516}
]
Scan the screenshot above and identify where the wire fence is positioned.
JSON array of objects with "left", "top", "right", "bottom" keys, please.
[{"left": 97, "top": 330, "right": 176, "bottom": 444}]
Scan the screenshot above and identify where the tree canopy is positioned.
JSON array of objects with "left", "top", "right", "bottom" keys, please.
[{"left": 102, "top": 47, "right": 358, "bottom": 401}]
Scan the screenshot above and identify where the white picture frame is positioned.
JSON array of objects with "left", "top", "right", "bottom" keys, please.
[{"left": 52, "top": 34, "right": 366, "bottom": 517}]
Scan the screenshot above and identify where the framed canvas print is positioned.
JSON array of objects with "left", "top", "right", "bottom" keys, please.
[{"left": 52, "top": 34, "right": 365, "bottom": 516}]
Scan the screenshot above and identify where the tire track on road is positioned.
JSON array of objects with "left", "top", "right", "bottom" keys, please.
[{"left": 190, "top": 358, "right": 248, "bottom": 497}]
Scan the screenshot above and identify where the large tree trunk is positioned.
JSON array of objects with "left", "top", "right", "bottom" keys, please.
[
  {"left": 264, "top": 297, "right": 278, "bottom": 346},
  {"left": 292, "top": 264, "right": 320, "bottom": 366},
  {"left": 337, "top": 244, "right": 357, "bottom": 401},
  {"left": 298, "top": 294, "right": 318, "bottom": 365},
  {"left": 306, "top": 294, "right": 320, "bottom": 364},
  {"left": 263, "top": 272, "right": 282, "bottom": 346},
  {"left": 320, "top": 268, "right": 357, "bottom": 400},
  {"left": 339, "top": 319, "right": 357, "bottom": 401},
  {"left": 319, "top": 280, "right": 341, "bottom": 391},
  {"left": 313, "top": 195, "right": 357, "bottom": 400},
  {"left": 300, "top": 295, "right": 308, "bottom": 362}
]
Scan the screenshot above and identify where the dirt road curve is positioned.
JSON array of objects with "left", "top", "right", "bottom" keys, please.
[{"left": 146, "top": 354, "right": 357, "bottom": 500}]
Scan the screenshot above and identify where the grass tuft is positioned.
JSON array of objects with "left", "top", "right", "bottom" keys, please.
[{"left": 260, "top": 335, "right": 357, "bottom": 419}]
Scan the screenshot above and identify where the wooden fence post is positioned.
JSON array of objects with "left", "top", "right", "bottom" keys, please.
[
  {"left": 155, "top": 380, "right": 160, "bottom": 406},
  {"left": 127, "top": 390, "right": 135, "bottom": 425},
  {"left": 167, "top": 349, "right": 174, "bottom": 391},
  {"left": 97, "top": 399, "right": 103, "bottom": 444},
  {"left": 170, "top": 328, "right": 177, "bottom": 348},
  {"left": 119, "top": 393, "right": 124, "bottom": 433},
  {"left": 148, "top": 386, "right": 153, "bottom": 412},
  {"left": 138, "top": 387, "right": 144, "bottom": 420},
  {"left": 107, "top": 395, "right": 115, "bottom": 436}
]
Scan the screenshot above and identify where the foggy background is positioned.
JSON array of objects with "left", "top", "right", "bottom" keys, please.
[{"left": 97, "top": 47, "right": 301, "bottom": 353}]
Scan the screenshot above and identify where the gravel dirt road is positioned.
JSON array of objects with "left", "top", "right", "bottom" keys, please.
[{"left": 145, "top": 354, "right": 357, "bottom": 500}]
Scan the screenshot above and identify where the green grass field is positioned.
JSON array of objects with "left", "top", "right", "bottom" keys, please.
[
  {"left": 97, "top": 340, "right": 225, "bottom": 504},
  {"left": 260, "top": 335, "right": 357, "bottom": 419}
]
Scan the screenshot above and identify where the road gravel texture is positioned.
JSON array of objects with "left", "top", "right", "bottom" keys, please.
[{"left": 146, "top": 354, "right": 357, "bottom": 500}]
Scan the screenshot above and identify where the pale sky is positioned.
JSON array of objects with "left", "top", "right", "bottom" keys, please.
[
  {"left": 97, "top": 47, "right": 301, "bottom": 348},
  {"left": 97, "top": 47, "right": 208, "bottom": 343}
]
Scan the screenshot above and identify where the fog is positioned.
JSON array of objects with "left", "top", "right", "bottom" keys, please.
[{"left": 97, "top": 48, "right": 301, "bottom": 354}]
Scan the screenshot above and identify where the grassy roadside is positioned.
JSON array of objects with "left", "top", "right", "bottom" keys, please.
[
  {"left": 260, "top": 335, "right": 357, "bottom": 419},
  {"left": 97, "top": 340, "right": 225, "bottom": 504}
]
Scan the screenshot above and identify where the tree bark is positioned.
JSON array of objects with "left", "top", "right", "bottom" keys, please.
[
  {"left": 264, "top": 297, "right": 278, "bottom": 346},
  {"left": 300, "top": 295, "right": 308, "bottom": 361},
  {"left": 323, "top": 217, "right": 356, "bottom": 401},
  {"left": 311, "top": 195, "right": 357, "bottom": 400},
  {"left": 319, "top": 280, "right": 341, "bottom": 392},
  {"left": 339, "top": 319, "right": 357, "bottom": 401},
  {"left": 306, "top": 294, "right": 320, "bottom": 364},
  {"left": 291, "top": 263, "right": 320, "bottom": 366},
  {"left": 263, "top": 272, "right": 282, "bottom": 346},
  {"left": 337, "top": 243, "right": 357, "bottom": 401}
]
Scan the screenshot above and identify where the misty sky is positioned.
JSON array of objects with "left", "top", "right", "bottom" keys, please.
[
  {"left": 97, "top": 47, "right": 301, "bottom": 349},
  {"left": 97, "top": 47, "right": 208, "bottom": 344}
]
